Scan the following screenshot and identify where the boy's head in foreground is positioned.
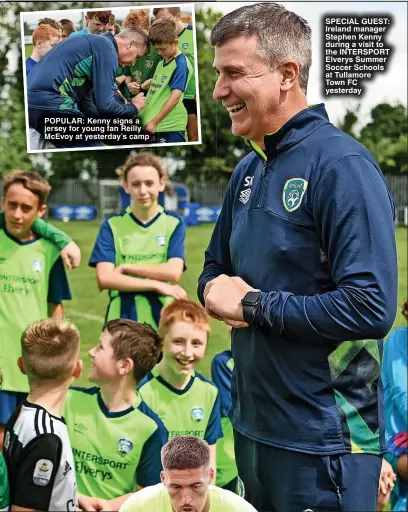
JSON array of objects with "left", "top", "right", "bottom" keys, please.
[
  {"left": 149, "top": 19, "right": 178, "bottom": 61},
  {"left": 31, "top": 24, "right": 60, "bottom": 59},
  {"left": 18, "top": 318, "right": 82, "bottom": 389},
  {"left": 161, "top": 435, "right": 214, "bottom": 512},
  {"left": 88, "top": 319, "right": 162, "bottom": 385},
  {"left": 2, "top": 170, "right": 50, "bottom": 240},
  {"left": 158, "top": 300, "right": 211, "bottom": 377}
]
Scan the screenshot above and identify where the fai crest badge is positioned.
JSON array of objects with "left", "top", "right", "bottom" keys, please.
[
  {"left": 32, "top": 259, "right": 43, "bottom": 272},
  {"left": 117, "top": 438, "right": 133, "bottom": 456},
  {"left": 145, "top": 60, "right": 153, "bottom": 69},
  {"left": 156, "top": 234, "right": 166, "bottom": 247},
  {"left": 161, "top": 75, "right": 167, "bottom": 83},
  {"left": 191, "top": 407, "right": 204, "bottom": 422},
  {"left": 282, "top": 178, "right": 308, "bottom": 212},
  {"left": 182, "top": 42, "right": 189, "bottom": 50}
]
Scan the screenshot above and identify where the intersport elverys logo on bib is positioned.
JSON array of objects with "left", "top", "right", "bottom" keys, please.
[{"left": 282, "top": 178, "right": 308, "bottom": 212}]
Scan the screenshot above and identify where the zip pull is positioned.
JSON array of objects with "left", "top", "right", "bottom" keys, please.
[{"left": 263, "top": 160, "right": 267, "bottom": 176}]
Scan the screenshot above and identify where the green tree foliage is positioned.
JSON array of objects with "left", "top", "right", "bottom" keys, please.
[
  {"left": 338, "top": 103, "right": 407, "bottom": 174},
  {"left": 1, "top": 3, "right": 406, "bottom": 184},
  {"left": 359, "top": 104, "right": 408, "bottom": 174}
]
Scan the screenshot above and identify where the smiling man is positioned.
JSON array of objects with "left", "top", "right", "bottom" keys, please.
[
  {"left": 198, "top": 3, "right": 398, "bottom": 512},
  {"left": 0, "top": 171, "right": 71, "bottom": 450},
  {"left": 119, "top": 436, "right": 256, "bottom": 512},
  {"left": 27, "top": 27, "right": 148, "bottom": 148}
]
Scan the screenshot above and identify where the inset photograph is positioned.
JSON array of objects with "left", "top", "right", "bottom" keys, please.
[{"left": 21, "top": 4, "right": 200, "bottom": 152}]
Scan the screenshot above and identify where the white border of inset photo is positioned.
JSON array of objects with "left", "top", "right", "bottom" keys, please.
[{"left": 21, "top": 3, "right": 201, "bottom": 154}]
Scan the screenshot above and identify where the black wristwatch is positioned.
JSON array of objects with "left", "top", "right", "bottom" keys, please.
[{"left": 241, "top": 291, "right": 261, "bottom": 325}]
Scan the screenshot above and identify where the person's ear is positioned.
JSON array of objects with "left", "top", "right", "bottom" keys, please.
[
  {"left": 17, "top": 357, "right": 27, "bottom": 375},
  {"left": 159, "top": 176, "right": 166, "bottom": 193},
  {"left": 209, "top": 467, "right": 215, "bottom": 482},
  {"left": 37, "top": 204, "right": 47, "bottom": 219},
  {"left": 73, "top": 359, "right": 83, "bottom": 379},
  {"left": 119, "top": 357, "right": 134, "bottom": 376},
  {"left": 280, "top": 61, "right": 299, "bottom": 92}
]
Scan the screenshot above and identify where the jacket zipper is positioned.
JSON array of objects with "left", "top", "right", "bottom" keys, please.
[{"left": 257, "top": 158, "right": 268, "bottom": 208}]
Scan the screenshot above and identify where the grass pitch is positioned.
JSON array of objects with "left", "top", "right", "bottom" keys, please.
[{"left": 54, "top": 221, "right": 407, "bottom": 387}]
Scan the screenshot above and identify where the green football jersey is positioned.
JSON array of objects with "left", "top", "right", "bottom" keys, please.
[
  {"left": 138, "top": 367, "right": 223, "bottom": 444},
  {"left": 0, "top": 212, "right": 71, "bottom": 250},
  {"left": 64, "top": 388, "right": 168, "bottom": 499},
  {"left": 89, "top": 206, "right": 185, "bottom": 330},
  {"left": 120, "top": 483, "right": 257, "bottom": 512},
  {"left": 0, "top": 453, "right": 9, "bottom": 512},
  {"left": 178, "top": 24, "right": 196, "bottom": 99},
  {"left": 0, "top": 229, "right": 62, "bottom": 392},
  {"left": 123, "top": 46, "right": 162, "bottom": 99},
  {"left": 211, "top": 353, "right": 238, "bottom": 487},
  {"left": 116, "top": 65, "right": 130, "bottom": 100},
  {"left": 138, "top": 51, "right": 192, "bottom": 132}
]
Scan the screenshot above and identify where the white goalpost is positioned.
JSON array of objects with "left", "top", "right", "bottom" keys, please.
[{"left": 98, "top": 179, "right": 121, "bottom": 219}]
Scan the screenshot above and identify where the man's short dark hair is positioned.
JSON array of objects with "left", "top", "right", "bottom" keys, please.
[
  {"left": 161, "top": 436, "right": 210, "bottom": 470},
  {"left": 210, "top": 2, "right": 312, "bottom": 94}
]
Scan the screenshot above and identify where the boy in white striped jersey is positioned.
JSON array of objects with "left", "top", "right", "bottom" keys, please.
[{"left": 3, "top": 318, "right": 83, "bottom": 511}]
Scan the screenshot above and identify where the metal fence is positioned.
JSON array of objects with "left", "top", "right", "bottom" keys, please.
[
  {"left": 1, "top": 173, "right": 407, "bottom": 213},
  {"left": 47, "top": 174, "right": 408, "bottom": 209}
]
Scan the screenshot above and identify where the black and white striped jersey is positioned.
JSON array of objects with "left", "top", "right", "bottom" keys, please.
[{"left": 4, "top": 401, "right": 78, "bottom": 511}]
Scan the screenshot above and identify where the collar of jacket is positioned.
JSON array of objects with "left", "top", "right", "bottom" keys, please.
[
  {"left": 103, "top": 31, "right": 118, "bottom": 52},
  {"left": 248, "top": 103, "right": 330, "bottom": 160}
]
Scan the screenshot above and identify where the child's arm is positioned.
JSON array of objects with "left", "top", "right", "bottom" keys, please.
[
  {"left": 0, "top": 211, "right": 81, "bottom": 269},
  {"left": 105, "top": 493, "right": 134, "bottom": 511},
  {"left": 141, "top": 79, "right": 152, "bottom": 91},
  {"left": 117, "top": 258, "right": 184, "bottom": 284},
  {"left": 97, "top": 262, "right": 187, "bottom": 299},
  {"left": 78, "top": 494, "right": 109, "bottom": 511},
  {"left": 144, "top": 89, "right": 183, "bottom": 135}
]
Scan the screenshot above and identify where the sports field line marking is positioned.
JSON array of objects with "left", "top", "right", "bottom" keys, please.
[{"left": 67, "top": 309, "right": 104, "bottom": 322}]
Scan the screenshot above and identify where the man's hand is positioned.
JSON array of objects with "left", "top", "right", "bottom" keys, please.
[
  {"left": 141, "top": 79, "right": 152, "bottom": 91},
  {"left": 115, "top": 75, "right": 126, "bottom": 86},
  {"left": 157, "top": 282, "right": 187, "bottom": 300},
  {"left": 127, "top": 82, "right": 141, "bottom": 95},
  {"left": 60, "top": 241, "right": 81, "bottom": 270},
  {"left": 131, "top": 93, "right": 146, "bottom": 112},
  {"left": 204, "top": 275, "right": 258, "bottom": 327},
  {"left": 78, "top": 493, "right": 108, "bottom": 511},
  {"left": 378, "top": 458, "right": 396, "bottom": 495},
  {"left": 144, "top": 120, "right": 158, "bottom": 135}
]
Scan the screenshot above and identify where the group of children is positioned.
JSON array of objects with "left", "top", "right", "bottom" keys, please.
[
  {"left": 25, "top": 7, "right": 198, "bottom": 146},
  {"left": 0, "top": 148, "right": 237, "bottom": 509},
  {"left": 0, "top": 300, "right": 235, "bottom": 510}
]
